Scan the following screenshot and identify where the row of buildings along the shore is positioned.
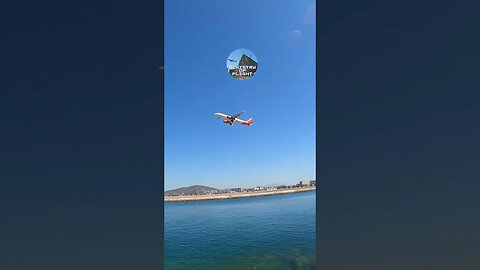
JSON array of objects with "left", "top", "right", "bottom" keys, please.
[{"left": 167, "top": 180, "right": 316, "bottom": 197}]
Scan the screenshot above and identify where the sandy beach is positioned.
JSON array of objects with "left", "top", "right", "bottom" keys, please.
[{"left": 164, "top": 186, "right": 315, "bottom": 202}]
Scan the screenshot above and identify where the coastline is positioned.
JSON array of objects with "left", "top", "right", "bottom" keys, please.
[{"left": 164, "top": 186, "right": 315, "bottom": 202}]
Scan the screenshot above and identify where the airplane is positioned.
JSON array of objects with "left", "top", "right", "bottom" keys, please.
[
  {"left": 228, "top": 58, "right": 237, "bottom": 62},
  {"left": 214, "top": 111, "right": 253, "bottom": 126}
]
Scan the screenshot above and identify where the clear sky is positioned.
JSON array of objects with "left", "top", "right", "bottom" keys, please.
[{"left": 165, "top": 0, "right": 316, "bottom": 190}]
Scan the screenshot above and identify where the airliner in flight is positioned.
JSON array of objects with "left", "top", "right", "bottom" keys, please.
[{"left": 214, "top": 111, "right": 253, "bottom": 126}]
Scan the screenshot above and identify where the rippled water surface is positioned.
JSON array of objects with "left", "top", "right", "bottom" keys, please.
[{"left": 165, "top": 191, "right": 315, "bottom": 270}]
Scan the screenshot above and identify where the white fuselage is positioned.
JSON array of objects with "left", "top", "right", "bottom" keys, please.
[{"left": 214, "top": 112, "right": 252, "bottom": 126}]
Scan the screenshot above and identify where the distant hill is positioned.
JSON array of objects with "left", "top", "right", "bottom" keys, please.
[
  {"left": 264, "top": 183, "right": 287, "bottom": 187},
  {"left": 165, "top": 185, "right": 219, "bottom": 196}
]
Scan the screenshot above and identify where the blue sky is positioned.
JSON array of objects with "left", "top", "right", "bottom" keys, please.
[{"left": 165, "top": 0, "right": 316, "bottom": 190}]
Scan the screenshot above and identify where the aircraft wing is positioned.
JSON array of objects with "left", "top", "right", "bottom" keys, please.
[
  {"left": 215, "top": 113, "right": 229, "bottom": 119},
  {"left": 231, "top": 111, "right": 244, "bottom": 119}
]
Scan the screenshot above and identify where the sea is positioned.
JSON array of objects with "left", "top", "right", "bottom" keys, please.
[{"left": 164, "top": 191, "right": 316, "bottom": 270}]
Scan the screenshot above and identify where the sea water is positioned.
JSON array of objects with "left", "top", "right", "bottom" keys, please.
[{"left": 165, "top": 191, "right": 315, "bottom": 270}]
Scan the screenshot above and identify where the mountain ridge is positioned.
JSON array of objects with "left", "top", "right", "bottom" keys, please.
[{"left": 165, "top": 185, "right": 218, "bottom": 196}]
